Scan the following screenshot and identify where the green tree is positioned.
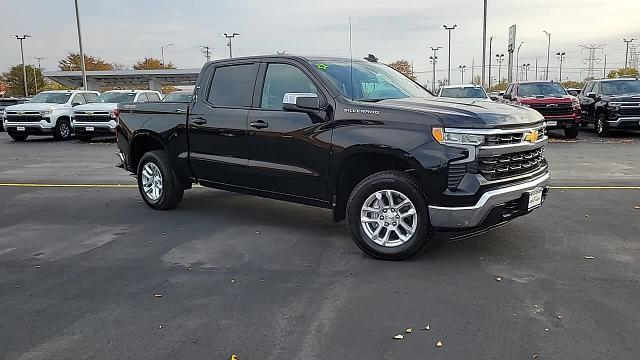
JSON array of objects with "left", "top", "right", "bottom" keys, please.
[
  {"left": 388, "top": 59, "right": 416, "bottom": 81},
  {"left": 59, "top": 53, "right": 113, "bottom": 71},
  {"left": 607, "top": 68, "right": 639, "bottom": 78},
  {"left": 0, "top": 64, "right": 46, "bottom": 97},
  {"left": 133, "top": 57, "right": 176, "bottom": 70},
  {"left": 488, "top": 80, "right": 508, "bottom": 92}
]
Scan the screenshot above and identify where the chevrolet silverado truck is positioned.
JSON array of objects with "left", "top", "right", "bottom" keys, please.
[
  {"left": 73, "top": 90, "right": 162, "bottom": 142},
  {"left": 503, "top": 81, "right": 581, "bottom": 138},
  {"left": 578, "top": 77, "right": 640, "bottom": 137},
  {"left": 116, "top": 55, "right": 550, "bottom": 260},
  {"left": 3, "top": 90, "right": 100, "bottom": 141}
]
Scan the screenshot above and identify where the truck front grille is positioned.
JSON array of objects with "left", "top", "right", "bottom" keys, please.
[
  {"left": 5, "top": 114, "right": 43, "bottom": 122},
  {"left": 447, "top": 163, "right": 467, "bottom": 189},
  {"left": 484, "top": 126, "right": 547, "bottom": 146},
  {"left": 619, "top": 106, "right": 640, "bottom": 116},
  {"left": 75, "top": 114, "right": 112, "bottom": 122},
  {"left": 477, "top": 148, "right": 546, "bottom": 181},
  {"left": 529, "top": 103, "right": 573, "bottom": 117}
]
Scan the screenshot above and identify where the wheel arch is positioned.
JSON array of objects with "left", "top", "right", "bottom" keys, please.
[{"left": 129, "top": 131, "right": 166, "bottom": 172}]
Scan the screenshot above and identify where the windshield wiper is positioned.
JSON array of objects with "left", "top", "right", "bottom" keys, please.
[{"left": 356, "top": 98, "right": 386, "bottom": 102}]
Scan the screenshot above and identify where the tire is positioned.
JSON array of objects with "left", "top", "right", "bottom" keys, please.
[
  {"left": 137, "top": 150, "right": 184, "bottom": 210},
  {"left": 564, "top": 126, "right": 579, "bottom": 139},
  {"left": 76, "top": 135, "right": 93, "bottom": 142},
  {"left": 53, "top": 119, "right": 72, "bottom": 141},
  {"left": 595, "top": 113, "right": 610, "bottom": 137},
  {"left": 9, "top": 134, "right": 28, "bottom": 141},
  {"left": 346, "top": 171, "right": 432, "bottom": 260}
]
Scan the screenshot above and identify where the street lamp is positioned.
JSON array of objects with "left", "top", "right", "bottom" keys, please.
[
  {"left": 543, "top": 31, "right": 551, "bottom": 80},
  {"left": 13, "top": 34, "right": 31, "bottom": 97},
  {"left": 496, "top": 53, "right": 505, "bottom": 85},
  {"left": 430, "top": 46, "right": 442, "bottom": 93},
  {"left": 74, "top": 0, "right": 87, "bottom": 90},
  {"left": 442, "top": 25, "right": 458, "bottom": 85},
  {"left": 221, "top": 32, "right": 240, "bottom": 59},
  {"left": 522, "top": 63, "right": 531, "bottom": 81},
  {"left": 161, "top": 43, "right": 173, "bottom": 67},
  {"left": 459, "top": 65, "right": 467, "bottom": 84},
  {"left": 556, "top": 52, "right": 566, "bottom": 81},
  {"left": 516, "top": 42, "right": 524, "bottom": 81},
  {"left": 621, "top": 38, "right": 636, "bottom": 69},
  {"left": 481, "top": 0, "right": 488, "bottom": 88},
  {"left": 488, "top": 36, "right": 493, "bottom": 90}
]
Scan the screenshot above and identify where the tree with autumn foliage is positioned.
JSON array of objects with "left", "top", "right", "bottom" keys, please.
[
  {"left": 388, "top": 60, "right": 416, "bottom": 81},
  {"left": 133, "top": 57, "right": 176, "bottom": 70},
  {"left": 0, "top": 64, "right": 47, "bottom": 97},
  {"left": 59, "top": 53, "right": 114, "bottom": 71},
  {"left": 607, "top": 68, "right": 639, "bottom": 79}
]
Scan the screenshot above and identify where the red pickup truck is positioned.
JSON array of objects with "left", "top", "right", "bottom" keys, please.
[{"left": 503, "top": 81, "right": 581, "bottom": 138}]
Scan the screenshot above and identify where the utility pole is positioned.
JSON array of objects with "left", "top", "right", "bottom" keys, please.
[
  {"left": 481, "top": 0, "right": 488, "bottom": 88},
  {"left": 543, "top": 31, "right": 551, "bottom": 80},
  {"left": 603, "top": 53, "right": 607, "bottom": 78},
  {"left": 471, "top": 58, "right": 475, "bottom": 84},
  {"left": 429, "top": 46, "right": 442, "bottom": 93},
  {"left": 13, "top": 35, "right": 31, "bottom": 97},
  {"left": 459, "top": 65, "right": 467, "bottom": 84},
  {"left": 34, "top": 57, "right": 44, "bottom": 94},
  {"left": 535, "top": 57, "right": 538, "bottom": 80},
  {"left": 621, "top": 38, "right": 635, "bottom": 68},
  {"left": 199, "top": 45, "right": 212, "bottom": 62},
  {"left": 580, "top": 44, "right": 605, "bottom": 79},
  {"left": 442, "top": 25, "right": 457, "bottom": 85},
  {"left": 74, "top": 0, "right": 87, "bottom": 90},
  {"left": 557, "top": 51, "right": 566, "bottom": 81},
  {"left": 161, "top": 43, "right": 173, "bottom": 68},
  {"left": 516, "top": 42, "right": 524, "bottom": 81},
  {"left": 221, "top": 32, "right": 240, "bottom": 59},
  {"left": 496, "top": 54, "right": 505, "bottom": 85},
  {"left": 488, "top": 36, "right": 493, "bottom": 89}
]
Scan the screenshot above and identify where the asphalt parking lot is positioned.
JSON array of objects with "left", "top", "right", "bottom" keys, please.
[{"left": 1, "top": 130, "right": 639, "bottom": 360}]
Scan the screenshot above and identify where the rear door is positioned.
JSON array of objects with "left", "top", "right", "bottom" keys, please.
[
  {"left": 245, "top": 60, "right": 332, "bottom": 203},
  {"left": 579, "top": 82, "right": 596, "bottom": 122},
  {"left": 188, "top": 61, "right": 259, "bottom": 185}
]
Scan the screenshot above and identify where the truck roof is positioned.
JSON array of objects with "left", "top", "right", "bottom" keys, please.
[{"left": 205, "top": 55, "right": 367, "bottom": 66}]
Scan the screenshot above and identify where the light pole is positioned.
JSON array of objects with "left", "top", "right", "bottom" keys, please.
[
  {"left": 221, "top": 32, "right": 240, "bottom": 59},
  {"left": 522, "top": 63, "right": 531, "bottom": 81},
  {"left": 35, "top": 57, "right": 44, "bottom": 94},
  {"left": 442, "top": 25, "right": 457, "bottom": 85},
  {"left": 161, "top": 43, "right": 173, "bottom": 68},
  {"left": 515, "top": 42, "right": 524, "bottom": 81},
  {"left": 496, "top": 53, "right": 505, "bottom": 85},
  {"left": 556, "top": 52, "right": 566, "bottom": 81},
  {"left": 459, "top": 65, "right": 467, "bottom": 84},
  {"left": 430, "top": 46, "right": 442, "bottom": 93},
  {"left": 13, "top": 35, "right": 31, "bottom": 97},
  {"left": 621, "top": 38, "right": 636, "bottom": 68},
  {"left": 481, "top": 0, "right": 488, "bottom": 88},
  {"left": 543, "top": 31, "right": 551, "bottom": 80},
  {"left": 74, "top": 0, "right": 87, "bottom": 90},
  {"left": 488, "top": 36, "right": 493, "bottom": 90}
]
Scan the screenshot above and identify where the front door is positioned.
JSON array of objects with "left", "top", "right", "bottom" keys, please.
[
  {"left": 188, "top": 62, "right": 259, "bottom": 186},
  {"left": 245, "top": 61, "right": 333, "bottom": 203}
]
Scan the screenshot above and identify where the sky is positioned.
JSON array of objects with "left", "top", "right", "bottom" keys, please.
[{"left": 1, "top": 0, "right": 638, "bottom": 86}]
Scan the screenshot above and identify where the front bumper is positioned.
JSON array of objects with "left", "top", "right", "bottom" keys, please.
[
  {"left": 608, "top": 116, "right": 640, "bottom": 129},
  {"left": 544, "top": 115, "right": 580, "bottom": 129},
  {"left": 5, "top": 121, "right": 54, "bottom": 135},
  {"left": 429, "top": 172, "right": 550, "bottom": 229},
  {"left": 72, "top": 121, "right": 117, "bottom": 135}
]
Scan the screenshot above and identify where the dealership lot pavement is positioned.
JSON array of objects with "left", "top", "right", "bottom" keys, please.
[{"left": 1, "top": 130, "right": 639, "bottom": 359}]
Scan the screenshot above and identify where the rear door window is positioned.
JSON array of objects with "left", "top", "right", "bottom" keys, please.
[
  {"left": 146, "top": 92, "right": 161, "bottom": 102},
  {"left": 207, "top": 64, "right": 259, "bottom": 108},
  {"left": 72, "top": 94, "right": 87, "bottom": 105},
  {"left": 84, "top": 92, "right": 98, "bottom": 103},
  {"left": 136, "top": 93, "right": 149, "bottom": 102},
  {"left": 583, "top": 82, "right": 594, "bottom": 94}
]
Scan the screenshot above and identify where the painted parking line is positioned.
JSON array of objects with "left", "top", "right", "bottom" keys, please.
[{"left": 0, "top": 183, "right": 639, "bottom": 190}]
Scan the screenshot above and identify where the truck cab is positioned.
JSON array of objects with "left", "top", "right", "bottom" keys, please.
[
  {"left": 3, "top": 90, "right": 100, "bottom": 141},
  {"left": 72, "top": 90, "right": 162, "bottom": 141},
  {"left": 578, "top": 77, "right": 640, "bottom": 137},
  {"left": 503, "top": 81, "right": 581, "bottom": 138}
]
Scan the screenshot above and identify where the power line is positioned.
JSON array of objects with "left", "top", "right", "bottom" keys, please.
[{"left": 580, "top": 44, "right": 605, "bottom": 79}]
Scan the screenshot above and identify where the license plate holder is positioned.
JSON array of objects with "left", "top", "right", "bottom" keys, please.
[
  {"left": 16, "top": 126, "right": 25, "bottom": 131},
  {"left": 86, "top": 126, "right": 95, "bottom": 131},
  {"left": 527, "top": 188, "right": 543, "bottom": 210},
  {"left": 546, "top": 121, "right": 557, "bottom": 126}
]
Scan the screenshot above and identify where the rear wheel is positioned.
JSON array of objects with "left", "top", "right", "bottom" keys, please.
[
  {"left": 346, "top": 171, "right": 432, "bottom": 260},
  {"left": 53, "top": 119, "right": 72, "bottom": 141},
  {"left": 595, "top": 113, "right": 610, "bottom": 137},
  {"left": 137, "top": 150, "right": 184, "bottom": 210},
  {"left": 564, "top": 126, "right": 579, "bottom": 139},
  {"left": 9, "top": 134, "right": 28, "bottom": 141}
]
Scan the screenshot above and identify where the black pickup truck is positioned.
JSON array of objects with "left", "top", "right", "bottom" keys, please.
[
  {"left": 578, "top": 77, "right": 640, "bottom": 137},
  {"left": 116, "top": 55, "right": 550, "bottom": 260}
]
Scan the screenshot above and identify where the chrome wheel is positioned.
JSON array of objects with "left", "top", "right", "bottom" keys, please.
[
  {"left": 60, "top": 123, "right": 70, "bottom": 138},
  {"left": 141, "top": 162, "right": 163, "bottom": 201},
  {"left": 596, "top": 118, "right": 604, "bottom": 134},
  {"left": 360, "top": 189, "right": 418, "bottom": 247}
]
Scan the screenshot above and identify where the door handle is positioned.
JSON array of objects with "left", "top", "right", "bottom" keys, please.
[
  {"left": 176, "top": 108, "right": 186, "bottom": 113},
  {"left": 192, "top": 117, "right": 207, "bottom": 125},
  {"left": 250, "top": 120, "right": 269, "bottom": 129}
]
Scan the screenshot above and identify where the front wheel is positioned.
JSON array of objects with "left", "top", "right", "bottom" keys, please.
[
  {"left": 346, "top": 171, "right": 432, "bottom": 260},
  {"left": 564, "top": 126, "right": 579, "bottom": 139},
  {"left": 595, "top": 113, "right": 610, "bottom": 137},
  {"left": 53, "top": 119, "right": 72, "bottom": 141},
  {"left": 137, "top": 150, "right": 184, "bottom": 210}
]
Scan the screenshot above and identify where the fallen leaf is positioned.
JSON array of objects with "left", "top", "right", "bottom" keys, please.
[
  {"left": 584, "top": 256, "right": 595, "bottom": 260},
  {"left": 557, "top": 315, "right": 564, "bottom": 320},
  {"left": 393, "top": 334, "right": 404, "bottom": 340},
  {"left": 34, "top": 265, "right": 41, "bottom": 269},
  {"left": 634, "top": 205, "right": 640, "bottom": 209},
  {"left": 532, "top": 354, "right": 539, "bottom": 359},
  {"left": 544, "top": 328, "right": 549, "bottom": 331},
  {"left": 230, "top": 279, "right": 236, "bottom": 283},
  {"left": 231, "top": 355, "right": 239, "bottom": 360},
  {"left": 420, "top": 324, "right": 430, "bottom": 331},
  {"left": 495, "top": 277, "right": 502, "bottom": 282},
  {"left": 158, "top": 325, "right": 164, "bottom": 329},
  {"left": 436, "top": 340, "right": 443, "bottom": 347},
  {"left": 405, "top": 328, "right": 412, "bottom": 333},
  {"left": 161, "top": 232, "right": 167, "bottom": 235},
  {"left": 154, "top": 294, "right": 162, "bottom": 298},
  {"left": 584, "top": 214, "right": 590, "bottom": 218}
]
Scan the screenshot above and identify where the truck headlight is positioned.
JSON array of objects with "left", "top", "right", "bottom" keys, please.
[
  {"left": 609, "top": 102, "right": 622, "bottom": 111},
  {"left": 432, "top": 128, "right": 485, "bottom": 146},
  {"left": 40, "top": 109, "right": 53, "bottom": 116}
]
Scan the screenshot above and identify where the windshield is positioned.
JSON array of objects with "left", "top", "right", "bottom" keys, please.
[
  {"left": 163, "top": 92, "right": 193, "bottom": 102},
  {"left": 312, "top": 60, "right": 431, "bottom": 101},
  {"left": 601, "top": 80, "right": 640, "bottom": 95},
  {"left": 440, "top": 87, "right": 487, "bottom": 99},
  {"left": 518, "top": 83, "right": 567, "bottom": 97},
  {"left": 29, "top": 93, "right": 72, "bottom": 104},
  {"left": 96, "top": 92, "right": 136, "bottom": 103}
]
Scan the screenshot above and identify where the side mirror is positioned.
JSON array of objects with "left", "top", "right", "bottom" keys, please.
[
  {"left": 72, "top": 102, "right": 82, "bottom": 107},
  {"left": 282, "top": 93, "right": 320, "bottom": 112},
  {"left": 586, "top": 92, "right": 597, "bottom": 100},
  {"left": 503, "top": 93, "right": 512, "bottom": 101}
]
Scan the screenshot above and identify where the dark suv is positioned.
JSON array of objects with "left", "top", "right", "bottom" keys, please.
[{"left": 578, "top": 78, "right": 640, "bottom": 137}]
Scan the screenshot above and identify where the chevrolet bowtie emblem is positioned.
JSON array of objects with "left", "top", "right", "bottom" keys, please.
[
  {"left": 524, "top": 130, "right": 539, "bottom": 143},
  {"left": 86, "top": 112, "right": 94, "bottom": 115},
  {"left": 17, "top": 111, "right": 24, "bottom": 115}
]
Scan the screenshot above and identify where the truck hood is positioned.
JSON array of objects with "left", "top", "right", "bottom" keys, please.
[
  {"left": 378, "top": 97, "right": 544, "bottom": 128},
  {"left": 73, "top": 103, "right": 118, "bottom": 112},
  {"left": 604, "top": 94, "right": 640, "bottom": 103},
  {"left": 518, "top": 95, "right": 573, "bottom": 104},
  {"left": 4, "top": 103, "right": 69, "bottom": 112}
]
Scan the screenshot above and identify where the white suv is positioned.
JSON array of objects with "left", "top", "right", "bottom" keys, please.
[
  {"left": 3, "top": 90, "right": 100, "bottom": 141},
  {"left": 72, "top": 90, "right": 162, "bottom": 141}
]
